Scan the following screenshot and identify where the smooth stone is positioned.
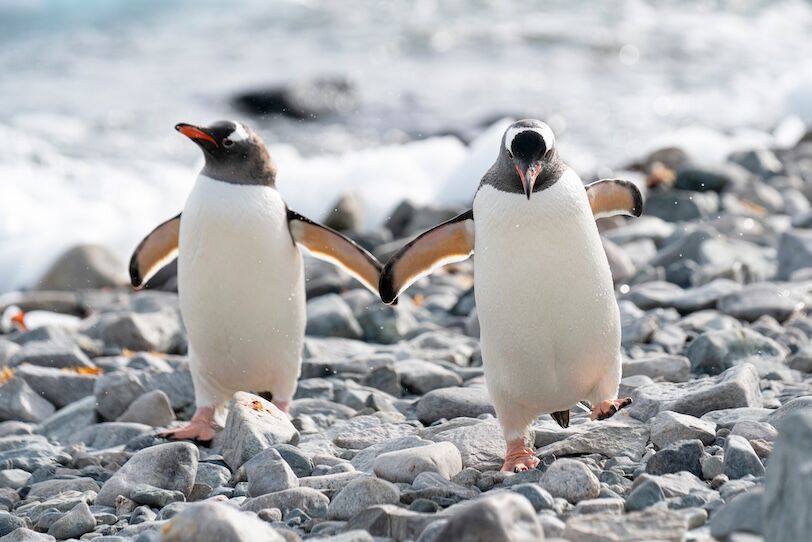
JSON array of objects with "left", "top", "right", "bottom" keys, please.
[
  {"left": 161, "top": 501, "right": 284, "bottom": 542},
  {"left": 129, "top": 483, "right": 185, "bottom": 507},
  {"left": 0, "top": 512, "right": 26, "bottom": 537},
  {"left": 214, "top": 392, "right": 299, "bottom": 471},
  {"left": 9, "top": 341, "right": 94, "bottom": 370},
  {"left": 84, "top": 308, "right": 184, "bottom": 353},
  {"left": 650, "top": 411, "right": 717, "bottom": 448},
  {"left": 116, "top": 390, "right": 175, "bottom": 427},
  {"left": 622, "top": 355, "right": 690, "bottom": 382},
  {"left": 346, "top": 504, "right": 437, "bottom": 541},
  {"left": 47, "top": 501, "right": 95, "bottom": 540},
  {"left": 355, "top": 302, "right": 418, "bottom": 345},
  {"left": 269, "top": 444, "right": 314, "bottom": 478},
  {"left": 351, "top": 436, "right": 431, "bottom": 474},
  {"left": 724, "top": 435, "right": 765, "bottom": 479},
  {"left": 631, "top": 472, "right": 718, "bottom": 503},
  {"left": 510, "top": 483, "right": 555, "bottom": 511},
  {"left": 408, "top": 471, "right": 479, "bottom": 502},
  {"left": 766, "top": 396, "right": 812, "bottom": 426},
  {"left": 95, "top": 442, "right": 198, "bottom": 507},
  {"left": 764, "top": 411, "right": 812, "bottom": 542},
  {"left": 686, "top": 328, "right": 786, "bottom": 375},
  {"left": 777, "top": 229, "right": 812, "bottom": 280},
  {"left": 0, "top": 379, "right": 55, "bottom": 423},
  {"left": 563, "top": 508, "right": 688, "bottom": 542},
  {"left": 709, "top": 488, "right": 763, "bottom": 539},
  {"left": 69, "top": 422, "right": 152, "bottom": 448},
  {"left": 36, "top": 244, "right": 127, "bottom": 290},
  {"left": 423, "top": 419, "right": 504, "bottom": 471},
  {"left": 326, "top": 477, "right": 400, "bottom": 520},
  {"left": 231, "top": 76, "right": 357, "bottom": 120},
  {"left": 533, "top": 420, "right": 650, "bottom": 461},
  {"left": 0, "top": 528, "right": 56, "bottom": 541},
  {"left": 416, "top": 386, "right": 495, "bottom": 425},
  {"left": 241, "top": 487, "right": 329, "bottom": 518},
  {"left": 671, "top": 279, "right": 742, "bottom": 314},
  {"left": 27, "top": 478, "right": 100, "bottom": 500},
  {"left": 540, "top": 458, "right": 600, "bottom": 504},
  {"left": 395, "top": 360, "right": 462, "bottom": 394},
  {"left": 644, "top": 189, "right": 719, "bottom": 222},
  {"left": 624, "top": 478, "right": 665, "bottom": 511},
  {"left": 701, "top": 407, "right": 771, "bottom": 429},
  {"left": 13, "top": 365, "right": 96, "bottom": 408},
  {"left": 373, "top": 442, "right": 462, "bottom": 483},
  {"left": 718, "top": 283, "right": 806, "bottom": 322},
  {"left": 0, "top": 422, "right": 31, "bottom": 439},
  {"left": 0, "top": 469, "right": 29, "bottom": 490},
  {"left": 93, "top": 368, "right": 193, "bottom": 421},
  {"left": 306, "top": 294, "right": 363, "bottom": 340},
  {"left": 245, "top": 451, "right": 299, "bottom": 497},
  {"left": 645, "top": 439, "right": 703, "bottom": 477},
  {"left": 35, "top": 396, "right": 97, "bottom": 443},
  {"left": 574, "top": 497, "right": 625, "bottom": 515},
  {"left": 730, "top": 420, "right": 778, "bottom": 442},
  {"left": 436, "top": 492, "right": 543, "bottom": 542},
  {"left": 326, "top": 415, "right": 416, "bottom": 450}
]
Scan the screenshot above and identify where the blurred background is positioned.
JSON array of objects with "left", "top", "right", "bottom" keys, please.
[{"left": 1, "top": 0, "right": 811, "bottom": 292}]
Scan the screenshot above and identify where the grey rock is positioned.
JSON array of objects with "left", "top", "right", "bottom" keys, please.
[
  {"left": 540, "top": 458, "right": 600, "bottom": 504},
  {"left": 161, "top": 501, "right": 284, "bottom": 542},
  {"left": 0, "top": 528, "right": 55, "bottom": 541},
  {"left": 563, "top": 508, "right": 688, "bottom": 542},
  {"left": 675, "top": 164, "right": 745, "bottom": 193},
  {"left": 193, "top": 462, "right": 230, "bottom": 491},
  {"left": 232, "top": 76, "right": 356, "bottom": 120},
  {"left": 0, "top": 512, "right": 26, "bottom": 537},
  {"left": 701, "top": 407, "right": 771, "bottom": 428},
  {"left": 422, "top": 419, "right": 504, "bottom": 471},
  {"left": 624, "top": 478, "right": 665, "bottom": 511},
  {"left": 93, "top": 372, "right": 147, "bottom": 420},
  {"left": 373, "top": 441, "right": 462, "bottom": 483},
  {"left": 355, "top": 303, "right": 418, "bottom": 345},
  {"left": 622, "top": 355, "right": 690, "bottom": 382},
  {"left": 416, "top": 386, "right": 495, "bottom": 425},
  {"left": 325, "top": 414, "right": 416, "bottom": 450},
  {"left": 36, "top": 244, "right": 127, "bottom": 290},
  {"left": 27, "top": 478, "right": 99, "bottom": 499},
  {"left": 644, "top": 189, "right": 719, "bottom": 222},
  {"left": 645, "top": 439, "right": 703, "bottom": 477},
  {"left": 766, "top": 395, "right": 812, "bottom": 426},
  {"left": 0, "top": 469, "right": 29, "bottom": 490},
  {"left": 86, "top": 308, "right": 184, "bottom": 353},
  {"left": 730, "top": 420, "right": 778, "bottom": 442},
  {"left": 214, "top": 392, "right": 299, "bottom": 470},
  {"left": 323, "top": 192, "right": 364, "bottom": 232},
  {"left": 777, "top": 229, "right": 812, "bottom": 280},
  {"left": 701, "top": 454, "right": 725, "bottom": 480},
  {"left": 117, "top": 390, "right": 175, "bottom": 427},
  {"left": 129, "top": 483, "right": 185, "bottom": 507},
  {"left": 346, "top": 504, "right": 437, "bottom": 541},
  {"left": 0, "top": 379, "right": 55, "bottom": 423},
  {"left": 0, "top": 421, "right": 32, "bottom": 438},
  {"left": 718, "top": 283, "right": 806, "bottom": 322},
  {"left": 396, "top": 360, "right": 462, "bottom": 394},
  {"left": 70, "top": 422, "right": 152, "bottom": 448},
  {"left": 409, "top": 471, "right": 479, "bottom": 502},
  {"left": 650, "top": 411, "right": 717, "bottom": 448},
  {"left": 632, "top": 471, "right": 718, "bottom": 502},
  {"left": 244, "top": 450, "right": 299, "bottom": 497},
  {"left": 306, "top": 294, "right": 363, "bottom": 340},
  {"left": 709, "top": 488, "right": 763, "bottom": 539},
  {"left": 327, "top": 476, "right": 400, "bottom": 520},
  {"left": 603, "top": 238, "right": 636, "bottom": 283},
  {"left": 437, "top": 492, "right": 544, "bottom": 542},
  {"left": 95, "top": 442, "right": 198, "bottom": 506},
  {"left": 351, "top": 436, "right": 432, "bottom": 473},
  {"left": 622, "top": 281, "right": 683, "bottom": 310},
  {"left": 724, "top": 435, "right": 765, "bottom": 479},
  {"left": 47, "top": 501, "right": 95, "bottom": 540},
  {"left": 574, "top": 497, "right": 625, "bottom": 515},
  {"left": 510, "top": 484, "right": 555, "bottom": 511},
  {"left": 672, "top": 279, "right": 742, "bottom": 313},
  {"left": 686, "top": 328, "right": 786, "bottom": 375},
  {"left": 534, "top": 420, "right": 650, "bottom": 461},
  {"left": 13, "top": 365, "right": 96, "bottom": 408},
  {"left": 0, "top": 436, "right": 69, "bottom": 472},
  {"left": 764, "top": 411, "right": 812, "bottom": 542},
  {"left": 0, "top": 341, "right": 20, "bottom": 367},
  {"left": 8, "top": 341, "right": 93, "bottom": 370},
  {"left": 36, "top": 396, "right": 97, "bottom": 443},
  {"left": 241, "top": 487, "right": 329, "bottom": 518},
  {"left": 269, "top": 444, "right": 313, "bottom": 478},
  {"left": 627, "top": 363, "right": 762, "bottom": 421}
]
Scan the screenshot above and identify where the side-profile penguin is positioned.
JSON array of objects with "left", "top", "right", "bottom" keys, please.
[
  {"left": 379, "top": 119, "right": 643, "bottom": 472},
  {"left": 130, "top": 121, "right": 382, "bottom": 441}
]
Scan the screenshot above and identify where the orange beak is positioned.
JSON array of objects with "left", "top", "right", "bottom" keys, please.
[{"left": 175, "top": 123, "right": 218, "bottom": 147}]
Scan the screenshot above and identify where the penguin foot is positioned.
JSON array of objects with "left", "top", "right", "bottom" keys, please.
[
  {"left": 590, "top": 397, "right": 633, "bottom": 421},
  {"left": 272, "top": 400, "right": 290, "bottom": 416},
  {"left": 501, "top": 439, "right": 540, "bottom": 473},
  {"left": 161, "top": 407, "right": 216, "bottom": 443}
]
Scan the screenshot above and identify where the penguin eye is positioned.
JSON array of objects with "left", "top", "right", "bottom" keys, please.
[{"left": 222, "top": 138, "right": 234, "bottom": 148}]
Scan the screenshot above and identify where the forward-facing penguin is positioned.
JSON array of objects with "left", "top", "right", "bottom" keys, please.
[
  {"left": 380, "top": 119, "right": 643, "bottom": 472},
  {"left": 130, "top": 121, "right": 382, "bottom": 441}
]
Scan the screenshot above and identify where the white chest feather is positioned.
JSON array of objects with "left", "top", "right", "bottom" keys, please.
[
  {"left": 472, "top": 171, "right": 621, "bottom": 413},
  {"left": 178, "top": 175, "right": 305, "bottom": 389}
]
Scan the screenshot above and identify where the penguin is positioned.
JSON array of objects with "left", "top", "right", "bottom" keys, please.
[
  {"left": 379, "top": 119, "right": 643, "bottom": 472},
  {"left": 129, "top": 120, "right": 382, "bottom": 441}
]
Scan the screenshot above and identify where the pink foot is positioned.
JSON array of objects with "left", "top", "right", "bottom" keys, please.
[
  {"left": 590, "top": 397, "right": 633, "bottom": 421},
  {"left": 272, "top": 400, "right": 289, "bottom": 416},
  {"left": 501, "top": 438, "right": 540, "bottom": 473},
  {"left": 161, "top": 406, "right": 216, "bottom": 442}
]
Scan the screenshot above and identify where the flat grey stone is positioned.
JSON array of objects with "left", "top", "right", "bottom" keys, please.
[
  {"left": 395, "top": 360, "right": 462, "bottom": 394},
  {"left": 214, "top": 392, "right": 299, "bottom": 470},
  {"left": 436, "top": 492, "right": 543, "bottom": 542},
  {"left": 540, "top": 458, "right": 600, "bottom": 504},
  {"left": 422, "top": 419, "right": 504, "bottom": 471},
  {"left": 345, "top": 504, "right": 437, "bottom": 541},
  {"left": 645, "top": 439, "right": 703, "bottom": 477},
  {"left": 306, "top": 294, "right": 363, "bottom": 340},
  {"left": 69, "top": 422, "right": 152, "bottom": 448},
  {"left": 625, "top": 478, "right": 665, "bottom": 511},
  {"left": 777, "top": 229, "right": 812, "bottom": 280},
  {"left": 563, "top": 508, "right": 688, "bottom": 542},
  {"left": 724, "top": 435, "right": 765, "bottom": 479},
  {"left": 416, "top": 386, "right": 495, "bottom": 425},
  {"left": 84, "top": 308, "right": 183, "bottom": 353},
  {"left": 701, "top": 407, "right": 771, "bottom": 429},
  {"left": 351, "top": 436, "right": 432, "bottom": 474},
  {"left": 13, "top": 365, "right": 96, "bottom": 408},
  {"left": 0, "top": 379, "right": 54, "bottom": 423},
  {"left": 47, "top": 501, "right": 95, "bottom": 540},
  {"left": 686, "top": 328, "right": 786, "bottom": 375},
  {"left": 35, "top": 396, "right": 97, "bottom": 443},
  {"left": 8, "top": 341, "right": 94, "bottom": 370},
  {"left": 27, "top": 478, "right": 99, "bottom": 500},
  {"left": 327, "top": 476, "right": 400, "bottom": 520},
  {"left": 241, "top": 487, "right": 329, "bottom": 518},
  {"left": 129, "top": 483, "right": 185, "bottom": 507},
  {"left": 161, "top": 501, "right": 284, "bottom": 542},
  {"left": 0, "top": 512, "right": 27, "bottom": 537},
  {"left": 116, "top": 390, "right": 175, "bottom": 427},
  {"left": 709, "top": 488, "right": 763, "bottom": 539},
  {"left": 718, "top": 283, "right": 806, "bottom": 322},
  {"left": 510, "top": 483, "right": 555, "bottom": 511},
  {"left": 650, "top": 411, "right": 717, "bottom": 448},
  {"left": 373, "top": 442, "right": 462, "bottom": 483},
  {"left": 36, "top": 244, "right": 127, "bottom": 290},
  {"left": 534, "top": 420, "right": 650, "bottom": 461},
  {"left": 95, "top": 442, "right": 198, "bottom": 507},
  {"left": 622, "top": 354, "right": 690, "bottom": 382},
  {"left": 766, "top": 395, "right": 812, "bottom": 426},
  {"left": 244, "top": 449, "right": 299, "bottom": 497},
  {"left": 0, "top": 528, "right": 55, "bottom": 541}
]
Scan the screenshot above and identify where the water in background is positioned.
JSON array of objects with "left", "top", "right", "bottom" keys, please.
[{"left": 1, "top": 0, "right": 811, "bottom": 291}]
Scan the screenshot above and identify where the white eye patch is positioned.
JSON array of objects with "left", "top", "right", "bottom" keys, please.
[
  {"left": 504, "top": 124, "right": 555, "bottom": 155},
  {"left": 228, "top": 123, "right": 250, "bottom": 142}
]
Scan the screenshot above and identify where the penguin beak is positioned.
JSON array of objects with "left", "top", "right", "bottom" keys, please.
[
  {"left": 515, "top": 160, "right": 543, "bottom": 200},
  {"left": 175, "top": 123, "right": 218, "bottom": 148}
]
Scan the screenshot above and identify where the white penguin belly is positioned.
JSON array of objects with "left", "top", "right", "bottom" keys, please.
[
  {"left": 178, "top": 175, "right": 305, "bottom": 402},
  {"left": 473, "top": 172, "right": 621, "bottom": 425}
]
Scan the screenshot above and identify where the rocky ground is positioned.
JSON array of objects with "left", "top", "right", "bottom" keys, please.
[{"left": 3, "top": 131, "right": 812, "bottom": 542}]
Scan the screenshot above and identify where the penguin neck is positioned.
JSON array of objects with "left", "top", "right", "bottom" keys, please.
[
  {"left": 200, "top": 157, "right": 277, "bottom": 187},
  {"left": 480, "top": 149, "right": 567, "bottom": 195}
]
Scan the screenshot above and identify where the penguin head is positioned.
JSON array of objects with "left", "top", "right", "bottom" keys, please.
[
  {"left": 501, "top": 119, "right": 557, "bottom": 199},
  {"left": 175, "top": 120, "right": 277, "bottom": 185}
]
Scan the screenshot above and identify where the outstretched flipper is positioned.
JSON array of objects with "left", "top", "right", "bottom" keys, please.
[
  {"left": 379, "top": 210, "right": 475, "bottom": 304},
  {"left": 586, "top": 179, "right": 643, "bottom": 219},
  {"left": 129, "top": 213, "right": 181, "bottom": 289},
  {"left": 287, "top": 209, "right": 382, "bottom": 296}
]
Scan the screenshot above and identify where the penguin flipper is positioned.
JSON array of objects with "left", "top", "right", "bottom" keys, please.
[
  {"left": 585, "top": 179, "right": 643, "bottom": 219},
  {"left": 129, "top": 213, "right": 181, "bottom": 289},
  {"left": 379, "top": 209, "right": 474, "bottom": 304},
  {"left": 287, "top": 209, "right": 382, "bottom": 296}
]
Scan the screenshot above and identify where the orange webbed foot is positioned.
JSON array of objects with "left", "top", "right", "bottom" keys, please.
[
  {"left": 590, "top": 397, "right": 633, "bottom": 421},
  {"left": 501, "top": 439, "right": 540, "bottom": 473}
]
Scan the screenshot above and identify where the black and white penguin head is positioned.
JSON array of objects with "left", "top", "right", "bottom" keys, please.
[
  {"left": 500, "top": 119, "right": 558, "bottom": 199},
  {"left": 175, "top": 120, "right": 277, "bottom": 185}
]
